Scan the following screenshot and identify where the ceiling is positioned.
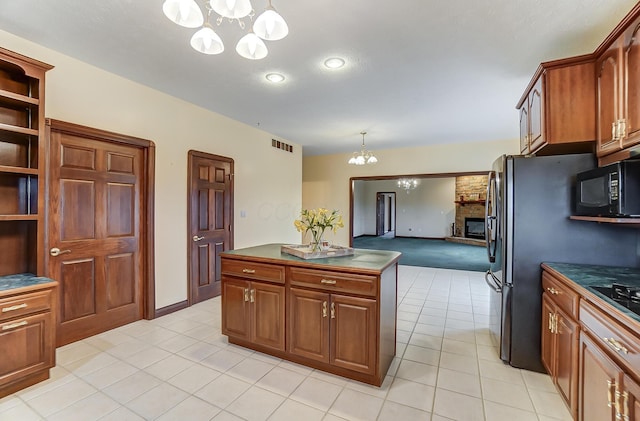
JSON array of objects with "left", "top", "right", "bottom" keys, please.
[{"left": 0, "top": 0, "right": 637, "bottom": 156}]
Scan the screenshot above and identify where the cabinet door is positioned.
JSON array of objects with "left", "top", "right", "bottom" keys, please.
[
  {"left": 556, "top": 308, "right": 578, "bottom": 417},
  {"left": 623, "top": 374, "right": 640, "bottom": 421},
  {"left": 330, "top": 294, "right": 377, "bottom": 375},
  {"left": 597, "top": 41, "right": 623, "bottom": 156},
  {"left": 541, "top": 294, "right": 556, "bottom": 376},
  {"left": 288, "top": 288, "right": 330, "bottom": 363},
  {"left": 0, "top": 311, "right": 53, "bottom": 387},
  {"left": 623, "top": 21, "right": 640, "bottom": 148},
  {"left": 528, "top": 78, "right": 544, "bottom": 152},
  {"left": 519, "top": 101, "right": 529, "bottom": 153},
  {"left": 221, "top": 277, "right": 250, "bottom": 341},
  {"left": 250, "top": 282, "right": 285, "bottom": 351},
  {"left": 579, "top": 331, "right": 620, "bottom": 421}
]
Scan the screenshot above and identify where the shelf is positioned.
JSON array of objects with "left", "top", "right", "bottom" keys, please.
[
  {"left": 0, "top": 165, "right": 37, "bottom": 175},
  {"left": 454, "top": 200, "right": 486, "bottom": 206},
  {"left": 0, "top": 122, "right": 38, "bottom": 137},
  {"left": 570, "top": 215, "right": 640, "bottom": 224},
  {"left": 0, "top": 89, "right": 39, "bottom": 107},
  {"left": 0, "top": 215, "right": 38, "bottom": 221}
]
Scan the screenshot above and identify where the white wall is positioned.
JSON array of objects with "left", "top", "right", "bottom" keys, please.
[
  {"left": 355, "top": 178, "right": 455, "bottom": 238},
  {"left": 303, "top": 139, "right": 520, "bottom": 246},
  {"left": 0, "top": 30, "right": 302, "bottom": 309}
]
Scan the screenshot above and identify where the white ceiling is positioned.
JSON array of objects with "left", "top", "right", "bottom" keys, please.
[{"left": 0, "top": 0, "right": 636, "bottom": 156}]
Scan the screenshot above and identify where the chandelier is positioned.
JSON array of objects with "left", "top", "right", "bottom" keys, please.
[
  {"left": 162, "top": 0, "right": 288, "bottom": 60},
  {"left": 348, "top": 132, "right": 378, "bottom": 165},
  {"left": 398, "top": 178, "right": 419, "bottom": 193}
]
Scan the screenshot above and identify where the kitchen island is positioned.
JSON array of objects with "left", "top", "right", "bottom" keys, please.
[{"left": 220, "top": 243, "right": 401, "bottom": 386}]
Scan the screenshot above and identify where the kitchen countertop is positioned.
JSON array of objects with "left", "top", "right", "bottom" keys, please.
[
  {"left": 0, "top": 273, "right": 57, "bottom": 292},
  {"left": 221, "top": 243, "right": 401, "bottom": 273},
  {"left": 542, "top": 262, "right": 640, "bottom": 323}
]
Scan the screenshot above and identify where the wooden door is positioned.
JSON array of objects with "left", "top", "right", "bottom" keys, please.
[
  {"left": 250, "top": 282, "right": 285, "bottom": 351},
  {"left": 623, "top": 21, "right": 640, "bottom": 147},
  {"left": 375, "top": 193, "right": 385, "bottom": 236},
  {"left": 597, "top": 42, "right": 623, "bottom": 156},
  {"left": 579, "top": 331, "right": 620, "bottom": 421},
  {"left": 220, "top": 277, "right": 250, "bottom": 341},
  {"left": 541, "top": 295, "right": 555, "bottom": 376},
  {"left": 528, "top": 78, "right": 544, "bottom": 151},
  {"left": 330, "top": 294, "right": 377, "bottom": 375},
  {"left": 48, "top": 127, "right": 144, "bottom": 346},
  {"left": 288, "top": 288, "right": 329, "bottom": 363},
  {"left": 556, "top": 308, "right": 578, "bottom": 417},
  {"left": 188, "top": 151, "right": 233, "bottom": 304}
]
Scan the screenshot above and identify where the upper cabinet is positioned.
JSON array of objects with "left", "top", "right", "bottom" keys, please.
[
  {"left": 0, "top": 48, "right": 52, "bottom": 277},
  {"left": 596, "top": 17, "right": 640, "bottom": 160},
  {"left": 517, "top": 58, "right": 596, "bottom": 156}
]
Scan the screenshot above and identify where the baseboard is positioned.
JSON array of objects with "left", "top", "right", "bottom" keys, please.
[
  {"left": 154, "top": 300, "right": 189, "bottom": 318},
  {"left": 393, "top": 236, "right": 445, "bottom": 240}
]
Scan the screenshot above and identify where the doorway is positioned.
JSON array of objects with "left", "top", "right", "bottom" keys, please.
[
  {"left": 375, "top": 192, "right": 396, "bottom": 237},
  {"left": 46, "top": 120, "right": 155, "bottom": 346},
  {"left": 187, "top": 150, "right": 233, "bottom": 304}
]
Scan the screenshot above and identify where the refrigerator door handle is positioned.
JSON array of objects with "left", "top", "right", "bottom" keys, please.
[
  {"left": 485, "top": 270, "right": 502, "bottom": 293},
  {"left": 485, "top": 170, "right": 497, "bottom": 263}
]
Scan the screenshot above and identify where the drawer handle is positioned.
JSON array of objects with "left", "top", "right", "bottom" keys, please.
[
  {"left": 244, "top": 288, "right": 249, "bottom": 302},
  {"left": 242, "top": 269, "right": 256, "bottom": 274},
  {"left": 604, "top": 337, "right": 629, "bottom": 354},
  {"left": 331, "top": 302, "right": 335, "bottom": 319},
  {"left": 322, "top": 301, "right": 327, "bottom": 318},
  {"left": 250, "top": 289, "right": 255, "bottom": 303},
  {"left": 546, "top": 287, "right": 560, "bottom": 295},
  {"left": 321, "top": 279, "right": 337, "bottom": 285},
  {"left": 2, "top": 303, "right": 28, "bottom": 313},
  {"left": 2, "top": 320, "right": 28, "bottom": 331}
]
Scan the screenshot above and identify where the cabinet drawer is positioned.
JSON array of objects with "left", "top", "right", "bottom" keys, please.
[
  {"left": 289, "top": 267, "right": 377, "bottom": 297},
  {"left": 542, "top": 271, "right": 579, "bottom": 318},
  {"left": 222, "top": 259, "right": 285, "bottom": 284},
  {"left": 0, "top": 289, "right": 52, "bottom": 323},
  {"left": 580, "top": 299, "right": 640, "bottom": 379}
]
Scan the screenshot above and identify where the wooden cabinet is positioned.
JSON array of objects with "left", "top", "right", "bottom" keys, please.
[
  {"left": 289, "top": 287, "right": 377, "bottom": 375},
  {"left": 517, "top": 58, "right": 596, "bottom": 156},
  {"left": 221, "top": 262, "right": 285, "bottom": 352},
  {"left": 220, "top": 244, "right": 399, "bottom": 386},
  {"left": 0, "top": 48, "right": 52, "bottom": 278},
  {"left": 0, "top": 280, "right": 57, "bottom": 398},
  {"left": 541, "top": 271, "right": 580, "bottom": 418},
  {"left": 596, "top": 16, "right": 640, "bottom": 164},
  {"left": 579, "top": 299, "right": 640, "bottom": 421}
]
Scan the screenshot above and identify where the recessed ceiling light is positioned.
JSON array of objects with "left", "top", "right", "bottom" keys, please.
[
  {"left": 324, "top": 57, "right": 345, "bottom": 69},
  {"left": 265, "top": 73, "right": 285, "bottom": 83}
]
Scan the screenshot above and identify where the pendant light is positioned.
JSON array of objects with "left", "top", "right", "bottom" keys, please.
[
  {"left": 190, "top": 24, "right": 224, "bottom": 54},
  {"left": 253, "top": 0, "right": 288, "bottom": 41},
  {"left": 348, "top": 132, "right": 378, "bottom": 165},
  {"left": 163, "top": 0, "right": 204, "bottom": 28}
]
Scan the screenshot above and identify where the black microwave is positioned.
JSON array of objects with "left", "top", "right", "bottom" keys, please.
[{"left": 575, "top": 160, "right": 640, "bottom": 217}]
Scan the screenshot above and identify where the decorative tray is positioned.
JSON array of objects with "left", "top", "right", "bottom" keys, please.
[{"left": 281, "top": 244, "right": 355, "bottom": 260}]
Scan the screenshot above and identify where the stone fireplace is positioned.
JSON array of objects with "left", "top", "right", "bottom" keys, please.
[{"left": 446, "top": 174, "right": 488, "bottom": 246}]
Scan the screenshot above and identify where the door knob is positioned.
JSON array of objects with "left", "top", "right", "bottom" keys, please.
[
  {"left": 192, "top": 235, "right": 205, "bottom": 242},
  {"left": 50, "top": 247, "right": 71, "bottom": 257}
]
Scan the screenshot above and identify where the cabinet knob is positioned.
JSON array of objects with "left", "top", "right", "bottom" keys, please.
[
  {"left": 50, "top": 247, "right": 71, "bottom": 257},
  {"left": 322, "top": 301, "right": 327, "bottom": 318},
  {"left": 330, "top": 302, "right": 335, "bottom": 319}
]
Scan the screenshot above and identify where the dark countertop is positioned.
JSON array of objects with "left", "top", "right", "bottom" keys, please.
[
  {"left": 0, "top": 273, "right": 57, "bottom": 292},
  {"left": 221, "top": 243, "right": 401, "bottom": 273},
  {"left": 543, "top": 262, "right": 640, "bottom": 323}
]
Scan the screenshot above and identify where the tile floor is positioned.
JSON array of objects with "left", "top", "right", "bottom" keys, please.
[{"left": 0, "top": 266, "right": 573, "bottom": 421}]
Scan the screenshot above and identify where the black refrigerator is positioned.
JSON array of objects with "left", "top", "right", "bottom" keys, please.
[{"left": 484, "top": 154, "right": 639, "bottom": 372}]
